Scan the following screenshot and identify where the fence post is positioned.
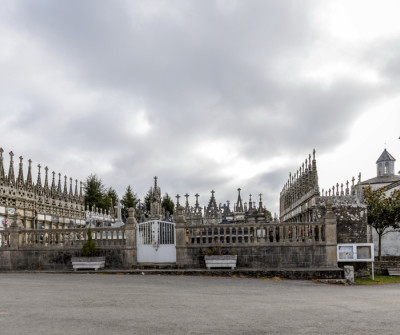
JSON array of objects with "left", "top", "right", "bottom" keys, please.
[
  {"left": 324, "top": 200, "right": 338, "bottom": 267},
  {"left": 175, "top": 205, "right": 187, "bottom": 268},
  {"left": 124, "top": 207, "right": 137, "bottom": 268}
]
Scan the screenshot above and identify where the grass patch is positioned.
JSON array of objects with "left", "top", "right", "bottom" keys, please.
[{"left": 355, "top": 275, "right": 400, "bottom": 285}]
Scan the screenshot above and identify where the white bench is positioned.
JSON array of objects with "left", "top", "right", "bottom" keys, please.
[
  {"left": 387, "top": 268, "right": 400, "bottom": 276},
  {"left": 71, "top": 257, "right": 105, "bottom": 271},
  {"left": 204, "top": 255, "right": 237, "bottom": 270}
]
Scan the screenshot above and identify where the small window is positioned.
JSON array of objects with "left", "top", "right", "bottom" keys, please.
[{"left": 384, "top": 162, "right": 389, "bottom": 174}]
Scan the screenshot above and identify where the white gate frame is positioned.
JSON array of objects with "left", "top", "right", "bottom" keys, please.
[{"left": 136, "top": 220, "right": 176, "bottom": 263}]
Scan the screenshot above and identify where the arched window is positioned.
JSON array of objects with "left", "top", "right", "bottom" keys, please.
[{"left": 384, "top": 162, "right": 389, "bottom": 174}]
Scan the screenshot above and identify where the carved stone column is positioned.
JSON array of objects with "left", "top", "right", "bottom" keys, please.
[
  {"left": 8, "top": 219, "right": 20, "bottom": 271},
  {"left": 175, "top": 205, "right": 187, "bottom": 268},
  {"left": 9, "top": 220, "right": 19, "bottom": 250},
  {"left": 324, "top": 200, "right": 338, "bottom": 267},
  {"left": 124, "top": 207, "right": 137, "bottom": 268}
]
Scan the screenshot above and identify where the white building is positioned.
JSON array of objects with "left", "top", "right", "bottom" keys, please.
[{"left": 360, "top": 149, "right": 400, "bottom": 256}]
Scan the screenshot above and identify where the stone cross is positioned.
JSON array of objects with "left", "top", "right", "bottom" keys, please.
[
  {"left": 176, "top": 194, "right": 180, "bottom": 206},
  {"left": 114, "top": 200, "right": 124, "bottom": 222}
]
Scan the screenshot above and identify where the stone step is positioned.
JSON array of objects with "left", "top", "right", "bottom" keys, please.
[{"left": 136, "top": 263, "right": 177, "bottom": 269}]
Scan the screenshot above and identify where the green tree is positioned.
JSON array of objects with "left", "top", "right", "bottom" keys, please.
[
  {"left": 161, "top": 193, "right": 175, "bottom": 215},
  {"left": 104, "top": 187, "right": 119, "bottom": 216},
  {"left": 144, "top": 189, "right": 152, "bottom": 213},
  {"left": 84, "top": 174, "right": 107, "bottom": 211},
  {"left": 363, "top": 186, "right": 400, "bottom": 260},
  {"left": 265, "top": 209, "right": 273, "bottom": 222},
  {"left": 121, "top": 185, "right": 138, "bottom": 219}
]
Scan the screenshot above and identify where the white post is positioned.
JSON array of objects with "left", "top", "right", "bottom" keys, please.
[{"left": 372, "top": 262, "right": 374, "bottom": 281}]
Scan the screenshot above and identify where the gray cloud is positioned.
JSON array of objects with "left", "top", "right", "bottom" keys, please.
[{"left": 0, "top": 0, "right": 396, "bottom": 213}]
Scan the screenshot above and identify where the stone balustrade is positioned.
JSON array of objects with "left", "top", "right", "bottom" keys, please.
[
  {"left": 0, "top": 205, "right": 338, "bottom": 270},
  {"left": 185, "top": 222, "right": 325, "bottom": 246},
  {"left": 18, "top": 227, "right": 126, "bottom": 249}
]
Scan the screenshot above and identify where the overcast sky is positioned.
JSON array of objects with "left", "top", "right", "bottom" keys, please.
[{"left": 1, "top": 0, "right": 400, "bottom": 215}]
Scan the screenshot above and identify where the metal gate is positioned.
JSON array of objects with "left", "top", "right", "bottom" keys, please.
[{"left": 136, "top": 220, "right": 176, "bottom": 263}]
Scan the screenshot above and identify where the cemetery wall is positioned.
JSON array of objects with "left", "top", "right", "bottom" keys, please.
[
  {"left": 178, "top": 245, "right": 329, "bottom": 269},
  {"left": 0, "top": 248, "right": 134, "bottom": 271}
]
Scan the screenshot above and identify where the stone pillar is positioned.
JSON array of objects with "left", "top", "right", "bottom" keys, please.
[
  {"left": 343, "top": 265, "right": 355, "bottom": 284},
  {"left": 324, "top": 200, "right": 338, "bottom": 267},
  {"left": 175, "top": 205, "right": 187, "bottom": 268},
  {"left": 9, "top": 220, "right": 19, "bottom": 250},
  {"left": 8, "top": 219, "right": 20, "bottom": 271},
  {"left": 124, "top": 207, "right": 137, "bottom": 268}
]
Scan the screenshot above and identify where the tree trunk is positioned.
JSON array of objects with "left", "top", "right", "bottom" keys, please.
[{"left": 378, "top": 232, "right": 382, "bottom": 261}]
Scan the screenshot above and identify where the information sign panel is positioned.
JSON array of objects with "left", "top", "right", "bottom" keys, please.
[{"left": 337, "top": 243, "right": 374, "bottom": 262}]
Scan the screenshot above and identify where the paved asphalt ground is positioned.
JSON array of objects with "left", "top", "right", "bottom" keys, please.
[{"left": 0, "top": 273, "right": 399, "bottom": 335}]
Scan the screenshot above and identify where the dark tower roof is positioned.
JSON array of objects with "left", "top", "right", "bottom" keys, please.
[{"left": 376, "top": 149, "right": 396, "bottom": 163}]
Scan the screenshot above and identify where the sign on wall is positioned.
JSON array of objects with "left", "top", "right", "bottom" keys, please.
[{"left": 337, "top": 243, "right": 374, "bottom": 262}]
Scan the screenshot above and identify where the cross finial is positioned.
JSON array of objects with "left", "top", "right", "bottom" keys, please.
[
  {"left": 176, "top": 194, "right": 180, "bottom": 205},
  {"left": 249, "top": 194, "right": 252, "bottom": 202},
  {"left": 211, "top": 190, "right": 215, "bottom": 196},
  {"left": 114, "top": 200, "right": 124, "bottom": 222},
  {"left": 38, "top": 164, "right": 41, "bottom": 170},
  {"left": 259, "top": 193, "right": 262, "bottom": 202}
]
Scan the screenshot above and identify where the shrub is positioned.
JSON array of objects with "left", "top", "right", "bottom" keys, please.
[{"left": 81, "top": 228, "right": 97, "bottom": 257}]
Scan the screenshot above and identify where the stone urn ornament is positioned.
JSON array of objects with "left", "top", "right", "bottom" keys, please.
[{"left": 71, "top": 228, "right": 105, "bottom": 271}]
